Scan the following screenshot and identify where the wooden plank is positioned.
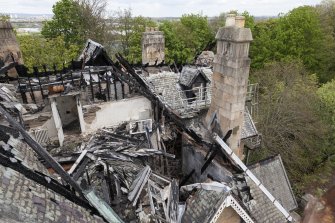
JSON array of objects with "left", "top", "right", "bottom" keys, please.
[{"left": 68, "top": 149, "right": 88, "bottom": 175}]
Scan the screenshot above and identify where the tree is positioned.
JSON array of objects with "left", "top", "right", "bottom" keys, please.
[
  {"left": 17, "top": 34, "right": 79, "bottom": 70},
  {"left": 42, "top": 0, "right": 108, "bottom": 47},
  {"left": 108, "top": 8, "right": 156, "bottom": 63},
  {"left": 209, "top": 12, "right": 226, "bottom": 35},
  {"left": 0, "top": 14, "right": 10, "bottom": 21},
  {"left": 316, "top": 0, "right": 335, "bottom": 82},
  {"left": 318, "top": 79, "right": 335, "bottom": 132},
  {"left": 249, "top": 61, "right": 332, "bottom": 194},
  {"left": 127, "top": 16, "right": 156, "bottom": 63},
  {"left": 249, "top": 19, "right": 280, "bottom": 69},
  {"left": 249, "top": 6, "right": 335, "bottom": 82},
  {"left": 160, "top": 14, "right": 214, "bottom": 64}
]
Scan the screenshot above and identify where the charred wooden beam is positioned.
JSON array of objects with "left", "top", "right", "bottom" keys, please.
[
  {"left": 27, "top": 76, "right": 36, "bottom": 104},
  {"left": 0, "top": 105, "right": 84, "bottom": 196},
  {"left": 0, "top": 61, "right": 18, "bottom": 74},
  {"left": 33, "top": 67, "right": 44, "bottom": 99},
  {"left": 89, "top": 70, "right": 94, "bottom": 101},
  {"left": 106, "top": 73, "right": 111, "bottom": 101},
  {"left": 200, "top": 130, "right": 232, "bottom": 174},
  {"left": 169, "top": 179, "right": 179, "bottom": 223},
  {"left": 0, "top": 150, "right": 93, "bottom": 211},
  {"left": 179, "top": 169, "right": 195, "bottom": 187},
  {"left": 72, "top": 157, "right": 90, "bottom": 181}
]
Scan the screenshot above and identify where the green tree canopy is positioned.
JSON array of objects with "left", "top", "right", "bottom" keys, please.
[
  {"left": 250, "top": 6, "right": 335, "bottom": 82},
  {"left": 0, "top": 14, "right": 10, "bottom": 21},
  {"left": 318, "top": 79, "right": 335, "bottom": 132},
  {"left": 17, "top": 34, "right": 79, "bottom": 71},
  {"left": 42, "top": 0, "right": 108, "bottom": 47},
  {"left": 160, "top": 14, "right": 214, "bottom": 64},
  {"left": 108, "top": 8, "right": 156, "bottom": 63},
  {"left": 249, "top": 61, "right": 332, "bottom": 194}
]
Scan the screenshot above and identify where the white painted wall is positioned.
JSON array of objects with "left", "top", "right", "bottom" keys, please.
[
  {"left": 50, "top": 98, "right": 64, "bottom": 146},
  {"left": 55, "top": 95, "right": 78, "bottom": 127},
  {"left": 84, "top": 96, "right": 152, "bottom": 132}
]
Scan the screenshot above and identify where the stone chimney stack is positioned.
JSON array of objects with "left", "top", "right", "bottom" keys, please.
[
  {"left": 0, "top": 21, "right": 23, "bottom": 77},
  {"left": 141, "top": 27, "right": 165, "bottom": 65},
  {"left": 206, "top": 15, "right": 252, "bottom": 158}
]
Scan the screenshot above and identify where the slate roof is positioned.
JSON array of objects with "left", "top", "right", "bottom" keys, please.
[
  {"left": 181, "top": 188, "right": 228, "bottom": 223},
  {"left": 246, "top": 176, "right": 288, "bottom": 223},
  {"left": 146, "top": 71, "right": 183, "bottom": 109},
  {"left": 244, "top": 155, "right": 297, "bottom": 223},
  {"left": 78, "top": 39, "right": 113, "bottom": 66},
  {"left": 179, "top": 67, "right": 210, "bottom": 88},
  {"left": 144, "top": 68, "right": 258, "bottom": 140},
  {"left": 0, "top": 129, "right": 104, "bottom": 222},
  {"left": 145, "top": 67, "right": 213, "bottom": 112},
  {"left": 248, "top": 155, "right": 298, "bottom": 212}
]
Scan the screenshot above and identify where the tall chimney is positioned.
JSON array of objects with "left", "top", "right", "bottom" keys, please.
[
  {"left": 0, "top": 21, "right": 24, "bottom": 77},
  {"left": 141, "top": 27, "right": 165, "bottom": 65},
  {"left": 206, "top": 15, "right": 252, "bottom": 158}
]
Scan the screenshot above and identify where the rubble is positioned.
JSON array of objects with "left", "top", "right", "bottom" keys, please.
[{"left": 0, "top": 15, "right": 299, "bottom": 223}]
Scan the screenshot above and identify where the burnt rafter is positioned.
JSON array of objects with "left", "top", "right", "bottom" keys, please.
[
  {"left": 0, "top": 105, "right": 84, "bottom": 196},
  {"left": 201, "top": 130, "right": 232, "bottom": 174},
  {"left": 0, "top": 150, "right": 94, "bottom": 212},
  {"left": 113, "top": 53, "right": 203, "bottom": 145},
  {"left": 0, "top": 61, "right": 18, "bottom": 75}
]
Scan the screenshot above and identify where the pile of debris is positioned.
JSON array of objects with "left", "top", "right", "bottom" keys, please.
[{"left": 50, "top": 122, "right": 179, "bottom": 222}]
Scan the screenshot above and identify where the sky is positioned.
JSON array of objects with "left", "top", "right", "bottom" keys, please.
[{"left": 0, "top": 0, "right": 323, "bottom": 17}]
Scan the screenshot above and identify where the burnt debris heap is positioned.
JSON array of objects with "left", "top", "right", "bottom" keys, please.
[{"left": 0, "top": 18, "right": 299, "bottom": 223}]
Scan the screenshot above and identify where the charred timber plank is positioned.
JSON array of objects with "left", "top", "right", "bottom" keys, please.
[
  {"left": 68, "top": 149, "right": 88, "bottom": 175},
  {"left": 100, "top": 129, "right": 142, "bottom": 143},
  {"left": 179, "top": 169, "right": 195, "bottom": 188},
  {"left": 0, "top": 105, "right": 83, "bottom": 196},
  {"left": 200, "top": 130, "right": 232, "bottom": 174},
  {"left": 0, "top": 62, "right": 18, "bottom": 74},
  {"left": 0, "top": 151, "right": 93, "bottom": 211},
  {"left": 72, "top": 157, "right": 90, "bottom": 181},
  {"left": 169, "top": 179, "right": 179, "bottom": 223}
]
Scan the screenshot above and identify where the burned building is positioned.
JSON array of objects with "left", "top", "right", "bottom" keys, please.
[{"left": 0, "top": 16, "right": 299, "bottom": 223}]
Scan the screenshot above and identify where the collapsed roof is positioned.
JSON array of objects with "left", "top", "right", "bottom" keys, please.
[{"left": 0, "top": 17, "right": 298, "bottom": 223}]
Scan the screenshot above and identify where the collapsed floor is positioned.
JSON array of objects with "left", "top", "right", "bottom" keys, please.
[{"left": 0, "top": 36, "right": 298, "bottom": 222}]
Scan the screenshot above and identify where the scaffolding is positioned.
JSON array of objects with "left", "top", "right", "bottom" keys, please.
[
  {"left": 246, "top": 82, "right": 259, "bottom": 120},
  {"left": 167, "top": 86, "right": 212, "bottom": 118}
]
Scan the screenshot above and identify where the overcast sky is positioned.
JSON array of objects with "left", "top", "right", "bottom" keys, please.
[{"left": 0, "top": 0, "right": 323, "bottom": 17}]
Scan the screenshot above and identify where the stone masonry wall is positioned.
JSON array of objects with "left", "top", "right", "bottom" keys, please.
[
  {"left": 0, "top": 21, "right": 23, "bottom": 77},
  {"left": 141, "top": 28, "right": 165, "bottom": 65},
  {"left": 205, "top": 18, "right": 252, "bottom": 158}
]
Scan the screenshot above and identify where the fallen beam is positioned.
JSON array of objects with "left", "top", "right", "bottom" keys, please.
[
  {"left": 83, "top": 188, "right": 124, "bottom": 223},
  {"left": 0, "top": 105, "right": 83, "bottom": 196},
  {"left": 68, "top": 149, "right": 88, "bottom": 175}
]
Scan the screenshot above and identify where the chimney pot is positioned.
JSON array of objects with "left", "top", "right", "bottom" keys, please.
[
  {"left": 235, "top": 16, "right": 246, "bottom": 28},
  {"left": 225, "top": 14, "right": 236, "bottom": 27}
]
